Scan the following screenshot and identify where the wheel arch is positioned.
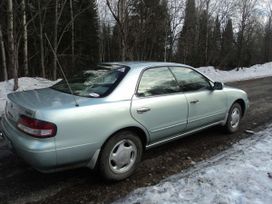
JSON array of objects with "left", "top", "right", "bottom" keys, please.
[
  {"left": 101, "top": 126, "right": 149, "bottom": 152},
  {"left": 93, "top": 126, "right": 147, "bottom": 178},
  {"left": 233, "top": 99, "right": 246, "bottom": 117}
]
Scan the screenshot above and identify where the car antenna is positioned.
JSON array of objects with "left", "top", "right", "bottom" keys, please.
[{"left": 45, "top": 34, "right": 79, "bottom": 107}]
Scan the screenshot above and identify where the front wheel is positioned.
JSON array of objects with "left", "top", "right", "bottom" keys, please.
[
  {"left": 99, "top": 131, "right": 143, "bottom": 181},
  {"left": 225, "top": 103, "right": 242, "bottom": 133}
]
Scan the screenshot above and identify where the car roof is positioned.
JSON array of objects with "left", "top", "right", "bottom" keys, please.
[{"left": 100, "top": 61, "right": 193, "bottom": 70}]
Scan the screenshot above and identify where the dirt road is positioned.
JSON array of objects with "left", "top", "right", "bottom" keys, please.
[{"left": 0, "top": 77, "right": 271, "bottom": 204}]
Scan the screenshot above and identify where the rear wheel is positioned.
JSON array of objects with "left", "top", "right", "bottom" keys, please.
[
  {"left": 99, "top": 131, "right": 143, "bottom": 181},
  {"left": 225, "top": 103, "right": 242, "bottom": 133}
]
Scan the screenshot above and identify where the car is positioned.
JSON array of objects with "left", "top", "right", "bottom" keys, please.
[{"left": 0, "top": 62, "right": 249, "bottom": 181}]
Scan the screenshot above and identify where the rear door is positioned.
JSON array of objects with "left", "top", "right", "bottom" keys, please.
[
  {"left": 170, "top": 67, "right": 227, "bottom": 130},
  {"left": 130, "top": 67, "right": 188, "bottom": 143}
]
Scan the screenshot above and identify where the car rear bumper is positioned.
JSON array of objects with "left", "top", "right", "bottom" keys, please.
[{"left": 0, "top": 114, "right": 57, "bottom": 172}]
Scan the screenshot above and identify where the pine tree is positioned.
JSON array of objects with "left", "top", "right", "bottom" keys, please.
[
  {"left": 264, "top": 17, "right": 272, "bottom": 62},
  {"left": 197, "top": 10, "right": 208, "bottom": 66},
  {"left": 210, "top": 16, "right": 221, "bottom": 66},
  {"left": 74, "top": 0, "right": 100, "bottom": 69},
  {"left": 129, "top": 0, "right": 171, "bottom": 61},
  {"left": 100, "top": 24, "right": 112, "bottom": 62},
  {"left": 111, "top": 24, "right": 121, "bottom": 61},
  {"left": 221, "top": 18, "right": 234, "bottom": 69},
  {"left": 176, "top": 0, "right": 197, "bottom": 66}
]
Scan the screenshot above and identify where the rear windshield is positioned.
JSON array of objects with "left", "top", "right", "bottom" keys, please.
[{"left": 51, "top": 65, "right": 129, "bottom": 98}]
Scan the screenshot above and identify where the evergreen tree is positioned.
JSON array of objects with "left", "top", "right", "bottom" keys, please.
[
  {"left": 176, "top": 0, "right": 197, "bottom": 66},
  {"left": 221, "top": 18, "right": 234, "bottom": 69},
  {"left": 74, "top": 0, "right": 99, "bottom": 70},
  {"left": 110, "top": 24, "right": 121, "bottom": 61},
  {"left": 197, "top": 10, "right": 208, "bottom": 66},
  {"left": 26, "top": 0, "right": 100, "bottom": 78},
  {"left": 210, "top": 16, "right": 221, "bottom": 66},
  {"left": 241, "top": 21, "right": 264, "bottom": 67},
  {"left": 100, "top": 23, "right": 112, "bottom": 62},
  {"left": 129, "top": 0, "right": 171, "bottom": 61},
  {"left": 264, "top": 17, "right": 272, "bottom": 62}
]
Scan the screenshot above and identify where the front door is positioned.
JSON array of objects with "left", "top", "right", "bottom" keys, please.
[
  {"left": 130, "top": 67, "right": 188, "bottom": 143},
  {"left": 170, "top": 67, "right": 227, "bottom": 130}
]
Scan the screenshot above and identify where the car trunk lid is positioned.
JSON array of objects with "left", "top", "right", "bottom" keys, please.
[{"left": 6, "top": 88, "right": 81, "bottom": 125}]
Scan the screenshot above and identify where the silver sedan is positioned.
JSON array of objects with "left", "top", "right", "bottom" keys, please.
[{"left": 0, "top": 62, "right": 249, "bottom": 180}]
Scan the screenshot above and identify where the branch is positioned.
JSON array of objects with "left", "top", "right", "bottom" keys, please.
[
  {"left": 106, "top": 0, "right": 125, "bottom": 38},
  {"left": 57, "top": 4, "right": 94, "bottom": 48}
]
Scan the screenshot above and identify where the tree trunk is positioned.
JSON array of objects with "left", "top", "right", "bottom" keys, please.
[
  {"left": 106, "top": 0, "right": 127, "bottom": 61},
  {"left": 69, "top": 0, "right": 75, "bottom": 69},
  {"left": 38, "top": 1, "right": 45, "bottom": 78},
  {"left": 22, "top": 0, "right": 29, "bottom": 76},
  {"left": 205, "top": 0, "right": 210, "bottom": 65},
  {"left": 164, "top": 26, "right": 168, "bottom": 62},
  {"left": 53, "top": 0, "right": 58, "bottom": 80},
  {"left": 0, "top": 24, "right": 8, "bottom": 81},
  {"left": 121, "top": 39, "right": 126, "bottom": 61},
  {"left": 7, "top": 0, "right": 18, "bottom": 90},
  {"left": 120, "top": 0, "right": 127, "bottom": 61}
]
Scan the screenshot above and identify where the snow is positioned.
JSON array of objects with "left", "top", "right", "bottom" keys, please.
[
  {"left": 0, "top": 77, "right": 56, "bottom": 115},
  {"left": 198, "top": 62, "right": 272, "bottom": 82},
  {"left": 115, "top": 125, "right": 272, "bottom": 204}
]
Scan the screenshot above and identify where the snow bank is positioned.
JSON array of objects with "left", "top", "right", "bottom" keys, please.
[
  {"left": 198, "top": 62, "right": 272, "bottom": 82},
  {"left": 115, "top": 125, "right": 272, "bottom": 204},
  {"left": 0, "top": 77, "right": 56, "bottom": 115}
]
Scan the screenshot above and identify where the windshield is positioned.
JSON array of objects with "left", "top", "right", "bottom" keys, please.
[{"left": 51, "top": 65, "right": 129, "bottom": 98}]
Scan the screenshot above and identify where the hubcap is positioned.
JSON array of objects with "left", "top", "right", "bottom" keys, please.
[
  {"left": 230, "top": 107, "right": 240, "bottom": 129},
  {"left": 109, "top": 139, "right": 137, "bottom": 174}
]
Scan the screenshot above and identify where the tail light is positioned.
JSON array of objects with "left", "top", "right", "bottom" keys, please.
[{"left": 17, "top": 115, "right": 57, "bottom": 138}]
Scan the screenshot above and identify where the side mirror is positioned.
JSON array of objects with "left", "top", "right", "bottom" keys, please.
[{"left": 213, "top": 82, "right": 223, "bottom": 90}]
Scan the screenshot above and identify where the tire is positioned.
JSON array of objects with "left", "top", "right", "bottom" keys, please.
[
  {"left": 99, "top": 131, "right": 143, "bottom": 181},
  {"left": 225, "top": 103, "right": 242, "bottom": 133}
]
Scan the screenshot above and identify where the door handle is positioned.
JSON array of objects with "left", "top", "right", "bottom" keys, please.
[
  {"left": 137, "top": 107, "right": 151, "bottom": 114},
  {"left": 190, "top": 100, "right": 199, "bottom": 104}
]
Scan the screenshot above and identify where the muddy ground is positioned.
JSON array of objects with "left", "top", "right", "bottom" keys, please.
[{"left": 0, "top": 77, "right": 271, "bottom": 204}]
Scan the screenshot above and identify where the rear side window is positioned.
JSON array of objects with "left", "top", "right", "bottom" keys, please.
[
  {"left": 170, "top": 67, "right": 211, "bottom": 92},
  {"left": 52, "top": 66, "right": 129, "bottom": 98},
  {"left": 137, "top": 67, "right": 179, "bottom": 97}
]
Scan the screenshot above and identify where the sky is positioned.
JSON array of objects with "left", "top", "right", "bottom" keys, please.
[{"left": 96, "top": 0, "right": 271, "bottom": 29}]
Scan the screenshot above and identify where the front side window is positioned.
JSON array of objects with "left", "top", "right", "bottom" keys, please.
[
  {"left": 170, "top": 67, "right": 211, "bottom": 92},
  {"left": 52, "top": 65, "right": 129, "bottom": 98},
  {"left": 137, "top": 67, "right": 179, "bottom": 97}
]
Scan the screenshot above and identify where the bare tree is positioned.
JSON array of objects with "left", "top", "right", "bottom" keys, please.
[
  {"left": 53, "top": 0, "right": 59, "bottom": 80},
  {"left": 7, "top": 0, "right": 18, "bottom": 90},
  {"left": 98, "top": 2, "right": 112, "bottom": 62},
  {"left": 236, "top": 0, "right": 257, "bottom": 67},
  {"left": 168, "top": 0, "right": 186, "bottom": 60},
  {"left": 106, "top": 0, "right": 130, "bottom": 61},
  {"left": 69, "top": 0, "right": 75, "bottom": 68},
  {"left": 22, "top": 0, "right": 28, "bottom": 76},
  {"left": 37, "top": 0, "right": 46, "bottom": 77},
  {"left": 0, "top": 24, "right": 8, "bottom": 81},
  {"left": 215, "top": 0, "right": 236, "bottom": 25}
]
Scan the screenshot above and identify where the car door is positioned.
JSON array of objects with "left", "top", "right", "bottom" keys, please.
[
  {"left": 170, "top": 67, "right": 227, "bottom": 130},
  {"left": 130, "top": 67, "right": 188, "bottom": 143}
]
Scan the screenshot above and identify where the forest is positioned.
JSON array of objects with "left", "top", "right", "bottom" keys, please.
[{"left": 0, "top": 0, "right": 271, "bottom": 90}]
